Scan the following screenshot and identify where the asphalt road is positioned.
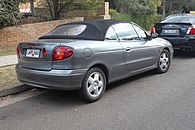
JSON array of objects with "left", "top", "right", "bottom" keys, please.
[{"left": 0, "top": 52, "right": 195, "bottom": 130}]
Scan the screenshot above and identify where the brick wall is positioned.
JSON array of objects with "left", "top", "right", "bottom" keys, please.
[{"left": 0, "top": 17, "right": 84, "bottom": 48}]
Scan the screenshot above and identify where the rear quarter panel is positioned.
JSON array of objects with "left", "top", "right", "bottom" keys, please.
[{"left": 61, "top": 40, "right": 128, "bottom": 83}]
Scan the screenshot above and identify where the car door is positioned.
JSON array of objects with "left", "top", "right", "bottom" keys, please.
[
  {"left": 131, "top": 23, "right": 159, "bottom": 70},
  {"left": 104, "top": 26, "right": 128, "bottom": 82},
  {"left": 112, "top": 23, "right": 159, "bottom": 73}
]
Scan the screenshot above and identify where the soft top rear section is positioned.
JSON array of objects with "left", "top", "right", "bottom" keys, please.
[{"left": 38, "top": 20, "right": 127, "bottom": 41}]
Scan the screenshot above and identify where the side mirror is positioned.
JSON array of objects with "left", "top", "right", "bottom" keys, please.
[{"left": 151, "top": 33, "right": 158, "bottom": 38}]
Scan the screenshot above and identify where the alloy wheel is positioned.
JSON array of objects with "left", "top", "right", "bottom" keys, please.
[
  {"left": 159, "top": 52, "right": 170, "bottom": 71},
  {"left": 86, "top": 72, "right": 104, "bottom": 98}
]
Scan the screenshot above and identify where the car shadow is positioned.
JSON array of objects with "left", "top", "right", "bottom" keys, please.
[
  {"left": 106, "top": 70, "right": 157, "bottom": 91},
  {"left": 173, "top": 50, "right": 195, "bottom": 59},
  {"left": 30, "top": 89, "right": 87, "bottom": 105},
  {"left": 29, "top": 70, "right": 157, "bottom": 106}
]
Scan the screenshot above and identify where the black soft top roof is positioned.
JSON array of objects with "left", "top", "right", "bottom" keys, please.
[{"left": 38, "top": 20, "right": 127, "bottom": 41}]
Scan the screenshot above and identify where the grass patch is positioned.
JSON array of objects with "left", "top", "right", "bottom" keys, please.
[
  {"left": 0, "top": 47, "right": 16, "bottom": 56},
  {"left": 0, "top": 65, "right": 19, "bottom": 88}
]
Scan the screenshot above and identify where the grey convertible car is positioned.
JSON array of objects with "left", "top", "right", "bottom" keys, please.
[{"left": 16, "top": 20, "right": 173, "bottom": 102}]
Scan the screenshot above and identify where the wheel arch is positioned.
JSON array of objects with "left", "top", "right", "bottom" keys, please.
[
  {"left": 89, "top": 63, "right": 109, "bottom": 83},
  {"left": 163, "top": 47, "right": 170, "bottom": 54}
]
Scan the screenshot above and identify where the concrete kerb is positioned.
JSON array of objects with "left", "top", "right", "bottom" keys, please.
[{"left": 0, "top": 83, "right": 34, "bottom": 97}]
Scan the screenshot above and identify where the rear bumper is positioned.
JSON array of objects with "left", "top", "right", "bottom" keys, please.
[
  {"left": 15, "top": 64, "right": 88, "bottom": 90},
  {"left": 160, "top": 36, "right": 195, "bottom": 51}
]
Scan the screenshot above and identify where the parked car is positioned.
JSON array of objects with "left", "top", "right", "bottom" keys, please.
[
  {"left": 16, "top": 20, "right": 173, "bottom": 102},
  {"left": 151, "top": 14, "right": 195, "bottom": 52}
]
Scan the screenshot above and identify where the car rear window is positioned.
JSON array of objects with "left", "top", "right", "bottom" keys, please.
[
  {"left": 163, "top": 16, "right": 195, "bottom": 24},
  {"left": 48, "top": 24, "right": 87, "bottom": 36}
]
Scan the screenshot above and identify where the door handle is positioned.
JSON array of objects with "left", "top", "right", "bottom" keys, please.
[{"left": 126, "top": 47, "right": 132, "bottom": 52}]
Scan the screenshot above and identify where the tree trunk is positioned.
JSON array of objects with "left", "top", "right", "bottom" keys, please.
[
  {"left": 30, "top": 0, "right": 36, "bottom": 17},
  {"left": 46, "top": 0, "right": 54, "bottom": 19}
]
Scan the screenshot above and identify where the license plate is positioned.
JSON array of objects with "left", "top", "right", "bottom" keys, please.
[
  {"left": 164, "top": 30, "right": 177, "bottom": 34},
  {"left": 26, "top": 49, "right": 40, "bottom": 58}
]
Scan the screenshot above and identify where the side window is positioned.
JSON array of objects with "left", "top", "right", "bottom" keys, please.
[
  {"left": 112, "top": 23, "right": 139, "bottom": 40},
  {"left": 105, "top": 27, "right": 118, "bottom": 40},
  {"left": 132, "top": 24, "right": 147, "bottom": 40}
]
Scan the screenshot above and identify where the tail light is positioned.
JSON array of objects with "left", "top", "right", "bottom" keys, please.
[
  {"left": 42, "top": 48, "right": 47, "bottom": 57},
  {"left": 187, "top": 26, "right": 195, "bottom": 35},
  {"left": 151, "top": 26, "right": 156, "bottom": 33},
  {"left": 52, "top": 46, "right": 74, "bottom": 61},
  {"left": 16, "top": 46, "right": 21, "bottom": 58}
]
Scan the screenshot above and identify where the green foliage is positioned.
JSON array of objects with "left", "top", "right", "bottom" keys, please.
[
  {"left": 0, "top": 0, "right": 27, "bottom": 28},
  {"left": 75, "top": 0, "right": 104, "bottom": 16},
  {"left": 165, "top": 0, "right": 195, "bottom": 14},
  {"left": 110, "top": 0, "right": 161, "bottom": 30},
  {"left": 110, "top": 9, "right": 161, "bottom": 30},
  {"left": 0, "top": 0, "right": 22, "bottom": 28},
  {"left": 45, "top": 0, "right": 104, "bottom": 20},
  {"left": 109, "top": 9, "right": 131, "bottom": 20},
  {"left": 114, "top": 0, "right": 161, "bottom": 16},
  {"left": 130, "top": 14, "right": 161, "bottom": 30},
  {"left": 78, "top": 0, "right": 104, "bottom": 10}
]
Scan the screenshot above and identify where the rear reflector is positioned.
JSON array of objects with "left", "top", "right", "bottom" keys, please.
[
  {"left": 52, "top": 46, "right": 73, "bottom": 61},
  {"left": 151, "top": 26, "right": 156, "bottom": 33},
  {"left": 187, "top": 26, "right": 195, "bottom": 35}
]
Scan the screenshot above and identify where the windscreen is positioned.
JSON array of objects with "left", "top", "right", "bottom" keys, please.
[{"left": 162, "top": 16, "right": 195, "bottom": 24}]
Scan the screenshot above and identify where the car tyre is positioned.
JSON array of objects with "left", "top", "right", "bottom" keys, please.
[
  {"left": 80, "top": 68, "right": 106, "bottom": 102},
  {"left": 156, "top": 49, "right": 170, "bottom": 73}
]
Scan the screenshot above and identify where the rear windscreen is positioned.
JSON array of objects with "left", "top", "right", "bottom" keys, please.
[
  {"left": 162, "top": 16, "right": 195, "bottom": 24},
  {"left": 48, "top": 24, "right": 87, "bottom": 36}
]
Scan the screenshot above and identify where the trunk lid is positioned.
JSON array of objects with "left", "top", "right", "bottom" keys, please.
[
  {"left": 155, "top": 23, "right": 192, "bottom": 37},
  {"left": 18, "top": 41, "right": 61, "bottom": 71}
]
